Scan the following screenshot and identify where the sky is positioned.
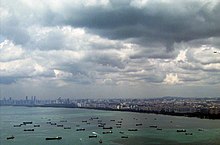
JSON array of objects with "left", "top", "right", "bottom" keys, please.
[{"left": 0, "top": 0, "right": 220, "bottom": 99}]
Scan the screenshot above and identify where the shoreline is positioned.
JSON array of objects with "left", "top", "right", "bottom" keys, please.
[
  {"left": 1, "top": 104, "right": 220, "bottom": 120},
  {"left": 79, "top": 107, "right": 220, "bottom": 120}
]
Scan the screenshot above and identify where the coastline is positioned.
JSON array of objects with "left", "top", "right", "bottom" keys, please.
[
  {"left": 79, "top": 107, "right": 220, "bottom": 120},
  {"left": 1, "top": 104, "right": 220, "bottom": 120}
]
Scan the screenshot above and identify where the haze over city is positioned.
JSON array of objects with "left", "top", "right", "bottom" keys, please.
[{"left": 1, "top": 0, "right": 220, "bottom": 99}]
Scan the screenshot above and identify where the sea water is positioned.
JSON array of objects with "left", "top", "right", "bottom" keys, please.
[{"left": 0, "top": 106, "right": 220, "bottom": 145}]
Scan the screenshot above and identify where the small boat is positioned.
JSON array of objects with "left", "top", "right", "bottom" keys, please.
[
  {"left": 7, "top": 136, "right": 15, "bottom": 140},
  {"left": 136, "top": 123, "right": 142, "bottom": 126},
  {"left": 149, "top": 125, "right": 157, "bottom": 128},
  {"left": 198, "top": 128, "right": 204, "bottom": 131},
  {"left": 102, "top": 130, "right": 113, "bottom": 134},
  {"left": 121, "top": 136, "right": 128, "bottom": 138},
  {"left": 128, "top": 129, "right": 138, "bottom": 131},
  {"left": 82, "top": 120, "right": 87, "bottom": 123},
  {"left": 157, "top": 128, "right": 162, "bottom": 130},
  {"left": 64, "top": 127, "right": 71, "bottom": 129},
  {"left": 23, "top": 121, "right": 33, "bottom": 125},
  {"left": 24, "top": 129, "right": 34, "bottom": 131},
  {"left": 116, "top": 126, "right": 121, "bottom": 128},
  {"left": 118, "top": 121, "right": 122, "bottom": 123},
  {"left": 91, "top": 117, "right": 99, "bottom": 120},
  {"left": 76, "top": 128, "right": 85, "bottom": 131},
  {"left": 99, "top": 139, "right": 103, "bottom": 143},
  {"left": 34, "top": 124, "right": 40, "bottom": 127},
  {"left": 89, "top": 135, "right": 97, "bottom": 138},
  {"left": 45, "top": 136, "right": 62, "bottom": 140},
  {"left": 60, "top": 120, "right": 67, "bottom": 122},
  {"left": 116, "top": 123, "right": 122, "bottom": 126},
  {"left": 98, "top": 124, "right": 105, "bottom": 127},
  {"left": 103, "top": 127, "right": 112, "bottom": 129},
  {"left": 14, "top": 124, "right": 21, "bottom": 127},
  {"left": 177, "top": 129, "right": 186, "bottom": 132},
  {"left": 119, "top": 131, "right": 124, "bottom": 134},
  {"left": 46, "top": 121, "right": 52, "bottom": 124},
  {"left": 110, "top": 119, "right": 115, "bottom": 121},
  {"left": 57, "top": 124, "right": 64, "bottom": 127},
  {"left": 185, "top": 133, "right": 193, "bottom": 135},
  {"left": 50, "top": 123, "right": 57, "bottom": 125},
  {"left": 98, "top": 123, "right": 106, "bottom": 127}
]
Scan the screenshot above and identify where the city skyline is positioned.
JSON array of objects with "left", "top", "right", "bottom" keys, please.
[
  {"left": 1, "top": 0, "right": 220, "bottom": 99},
  {"left": 1, "top": 96, "right": 220, "bottom": 119}
]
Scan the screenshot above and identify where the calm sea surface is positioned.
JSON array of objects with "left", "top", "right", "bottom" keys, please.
[{"left": 0, "top": 106, "right": 220, "bottom": 145}]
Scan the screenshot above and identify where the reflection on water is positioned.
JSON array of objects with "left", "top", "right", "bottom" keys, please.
[{"left": 0, "top": 106, "right": 220, "bottom": 145}]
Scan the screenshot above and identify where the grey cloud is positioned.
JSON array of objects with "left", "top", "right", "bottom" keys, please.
[
  {"left": 138, "top": 74, "right": 165, "bottom": 84},
  {"left": 205, "top": 73, "right": 220, "bottom": 84},
  {"left": 0, "top": 77, "right": 16, "bottom": 84},
  {"left": 1, "top": 24, "right": 30, "bottom": 45},
  {"left": 178, "top": 73, "right": 204, "bottom": 83},
  {"left": 1, "top": 0, "right": 220, "bottom": 52},
  {"left": 63, "top": 74, "right": 94, "bottom": 85},
  {"left": 184, "top": 47, "right": 220, "bottom": 72},
  {"left": 57, "top": 63, "right": 89, "bottom": 77},
  {"left": 60, "top": 0, "right": 220, "bottom": 51},
  {"left": 129, "top": 46, "right": 178, "bottom": 59},
  {"left": 54, "top": 62, "right": 97, "bottom": 85},
  {"left": 32, "top": 30, "right": 65, "bottom": 50},
  {"left": 84, "top": 51, "right": 125, "bottom": 69},
  {"left": 188, "top": 37, "right": 220, "bottom": 48}
]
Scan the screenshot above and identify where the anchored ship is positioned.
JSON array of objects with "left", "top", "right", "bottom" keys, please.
[{"left": 45, "top": 136, "right": 62, "bottom": 140}]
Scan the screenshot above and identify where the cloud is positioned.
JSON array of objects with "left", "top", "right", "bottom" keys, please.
[
  {"left": 164, "top": 73, "right": 180, "bottom": 85},
  {"left": 0, "top": 40, "right": 24, "bottom": 62},
  {"left": 2, "top": 0, "right": 220, "bottom": 51},
  {"left": 58, "top": 0, "right": 220, "bottom": 51},
  {"left": 0, "top": 0, "right": 220, "bottom": 98}
]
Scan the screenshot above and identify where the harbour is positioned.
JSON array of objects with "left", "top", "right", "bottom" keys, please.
[{"left": 1, "top": 106, "right": 220, "bottom": 145}]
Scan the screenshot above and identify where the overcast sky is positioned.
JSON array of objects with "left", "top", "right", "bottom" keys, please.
[{"left": 1, "top": 0, "right": 220, "bottom": 99}]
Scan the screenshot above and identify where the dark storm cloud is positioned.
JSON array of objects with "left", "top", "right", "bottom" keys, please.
[
  {"left": 2, "top": 0, "right": 220, "bottom": 52},
  {"left": 56, "top": 0, "right": 220, "bottom": 51},
  {"left": 187, "top": 37, "right": 220, "bottom": 48}
]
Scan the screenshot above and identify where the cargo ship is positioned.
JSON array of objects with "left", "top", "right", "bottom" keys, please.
[
  {"left": 177, "top": 129, "right": 186, "bottom": 132},
  {"left": 23, "top": 121, "right": 32, "bottom": 125},
  {"left": 45, "top": 136, "right": 62, "bottom": 140},
  {"left": 76, "top": 128, "right": 85, "bottom": 131},
  {"left": 89, "top": 135, "right": 97, "bottom": 138},
  {"left": 24, "top": 129, "right": 34, "bottom": 131},
  {"left": 128, "top": 129, "right": 138, "bottom": 131},
  {"left": 7, "top": 136, "right": 15, "bottom": 140},
  {"left": 102, "top": 130, "right": 113, "bottom": 134}
]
